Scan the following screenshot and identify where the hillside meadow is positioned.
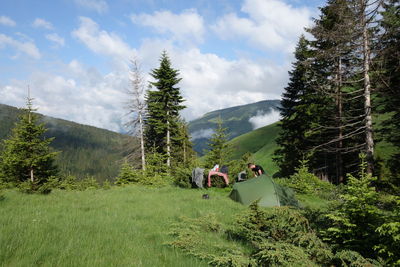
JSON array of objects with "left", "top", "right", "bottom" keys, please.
[{"left": 0, "top": 186, "right": 246, "bottom": 266}]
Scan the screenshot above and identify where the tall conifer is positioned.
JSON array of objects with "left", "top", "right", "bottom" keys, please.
[
  {"left": 0, "top": 95, "right": 58, "bottom": 190},
  {"left": 145, "top": 51, "right": 185, "bottom": 167}
]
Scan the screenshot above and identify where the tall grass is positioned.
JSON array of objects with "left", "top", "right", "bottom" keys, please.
[{"left": 0, "top": 186, "right": 245, "bottom": 266}]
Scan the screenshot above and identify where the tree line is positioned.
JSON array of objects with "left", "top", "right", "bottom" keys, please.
[{"left": 275, "top": 0, "right": 399, "bottom": 188}]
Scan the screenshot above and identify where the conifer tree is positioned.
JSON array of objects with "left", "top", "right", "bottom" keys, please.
[
  {"left": 204, "top": 118, "right": 231, "bottom": 169},
  {"left": 274, "top": 36, "right": 330, "bottom": 178},
  {"left": 376, "top": 0, "right": 400, "bottom": 183},
  {"left": 145, "top": 51, "right": 185, "bottom": 168},
  {"left": 0, "top": 95, "right": 58, "bottom": 190},
  {"left": 171, "top": 119, "right": 196, "bottom": 167}
]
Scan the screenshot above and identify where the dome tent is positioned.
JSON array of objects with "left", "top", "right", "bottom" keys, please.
[{"left": 229, "top": 174, "right": 299, "bottom": 207}]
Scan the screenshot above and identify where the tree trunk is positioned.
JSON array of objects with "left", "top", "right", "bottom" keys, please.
[
  {"left": 336, "top": 57, "right": 344, "bottom": 183},
  {"left": 139, "top": 112, "right": 146, "bottom": 171},
  {"left": 362, "top": 2, "right": 374, "bottom": 174},
  {"left": 166, "top": 110, "right": 171, "bottom": 168},
  {"left": 30, "top": 168, "right": 34, "bottom": 182}
]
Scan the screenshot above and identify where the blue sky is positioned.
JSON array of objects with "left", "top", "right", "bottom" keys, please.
[{"left": 0, "top": 0, "right": 324, "bottom": 132}]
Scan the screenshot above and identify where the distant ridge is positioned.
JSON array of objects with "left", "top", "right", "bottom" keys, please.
[
  {"left": 0, "top": 103, "right": 137, "bottom": 182},
  {"left": 188, "top": 99, "right": 281, "bottom": 154}
]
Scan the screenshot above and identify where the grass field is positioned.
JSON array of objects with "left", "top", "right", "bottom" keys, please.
[
  {"left": 0, "top": 186, "right": 246, "bottom": 266},
  {"left": 228, "top": 122, "right": 281, "bottom": 175}
]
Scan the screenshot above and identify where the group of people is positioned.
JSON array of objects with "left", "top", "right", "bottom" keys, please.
[{"left": 207, "top": 162, "right": 265, "bottom": 187}]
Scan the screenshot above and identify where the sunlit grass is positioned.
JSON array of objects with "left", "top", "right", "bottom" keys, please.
[{"left": 0, "top": 186, "right": 245, "bottom": 266}]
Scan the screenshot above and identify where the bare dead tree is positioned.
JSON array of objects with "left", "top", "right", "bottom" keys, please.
[{"left": 125, "top": 58, "right": 147, "bottom": 171}]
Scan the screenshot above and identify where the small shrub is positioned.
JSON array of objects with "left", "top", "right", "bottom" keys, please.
[
  {"left": 374, "top": 198, "right": 400, "bottom": 266},
  {"left": 115, "top": 162, "right": 141, "bottom": 185},
  {"left": 252, "top": 241, "right": 316, "bottom": 267},
  {"left": 322, "top": 154, "right": 383, "bottom": 258},
  {"left": 102, "top": 180, "right": 112, "bottom": 190},
  {"left": 332, "top": 250, "right": 376, "bottom": 267},
  {"left": 172, "top": 166, "right": 192, "bottom": 188},
  {"left": 18, "top": 180, "right": 52, "bottom": 194},
  {"left": 275, "top": 160, "right": 336, "bottom": 199},
  {"left": 78, "top": 176, "right": 99, "bottom": 190}
]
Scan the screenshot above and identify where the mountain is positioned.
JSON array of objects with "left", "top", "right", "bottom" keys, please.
[
  {"left": 228, "top": 122, "right": 281, "bottom": 176},
  {"left": 188, "top": 100, "right": 281, "bottom": 154},
  {"left": 0, "top": 103, "right": 137, "bottom": 182}
]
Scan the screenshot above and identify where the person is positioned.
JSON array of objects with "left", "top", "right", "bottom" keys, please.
[{"left": 247, "top": 163, "right": 265, "bottom": 177}]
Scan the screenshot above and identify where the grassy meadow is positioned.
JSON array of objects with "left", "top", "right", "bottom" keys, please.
[{"left": 0, "top": 186, "right": 246, "bottom": 266}]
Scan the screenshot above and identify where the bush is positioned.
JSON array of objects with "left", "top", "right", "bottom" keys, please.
[
  {"left": 172, "top": 166, "right": 192, "bottom": 188},
  {"left": 322, "top": 155, "right": 383, "bottom": 258},
  {"left": 229, "top": 202, "right": 334, "bottom": 265},
  {"left": 374, "top": 198, "right": 400, "bottom": 266},
  {"left": 275, "top": 160, "right": 336, "bottom": 200},
  {"left": 18, "top": 179, "right": 52, "bottom": 194},
  {"left": 115, "top": 162, "right": 141, "bottom": 185},
  {"left": 102, "top": 180, "right": 112, "bottom": 190}
]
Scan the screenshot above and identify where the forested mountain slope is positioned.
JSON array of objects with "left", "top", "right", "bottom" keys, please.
[
  {"left": 0, "top": 103, "right": 136, "bottom": 182},
  {"left": 188, "top": 100, "right": 280, "bottom": 154}
]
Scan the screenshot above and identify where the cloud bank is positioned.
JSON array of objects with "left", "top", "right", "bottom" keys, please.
[{"left": 249, "top": 108, "right": 281, "bottom": 129}]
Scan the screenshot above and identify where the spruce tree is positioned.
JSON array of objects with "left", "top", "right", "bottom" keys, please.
[
  {"left": 0, "top": 96, "right": 58, "bottom": 190},
  {"left": 274, "top": 35, "right": 327, "bottom": 178},
  {"left": 376, "top": 0, "right": 400, "bottom": 184},
  {"left": 145, "top": 51, "right": 185, "bottom": 167},
  {"left": 204, "top": 117, "right": 231, "bottom": 169},
  {"left": 171, "top": 119, "right": 196, "bottom": 168}
]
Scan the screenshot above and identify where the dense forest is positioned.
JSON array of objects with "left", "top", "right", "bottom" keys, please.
[{"left": 275, "top": 0, "right": 399, "bottom": 189}]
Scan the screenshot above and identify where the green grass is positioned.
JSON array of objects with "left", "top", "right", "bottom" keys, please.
[
  {"left": 228, "top": 122, "right": 281, "bottom": 175},
  {"left": 0, "top": 186, "right": 245, "bottom": 266}
]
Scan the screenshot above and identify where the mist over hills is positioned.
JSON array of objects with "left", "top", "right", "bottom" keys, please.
[
  {"left": 188, "top": 100, "right": 281, "bottom": 154},
  {"left": 0, "top": 103, "right": 137, "bottom": 182}
]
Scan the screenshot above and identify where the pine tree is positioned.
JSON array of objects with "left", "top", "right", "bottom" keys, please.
[
  {"left": 204, "top": 117, "right": 231, "bottom": 169},
  {"left": 145, "top": 51, "right": 185, "bottom": 168},
  {"left": 0, "top": 96, "right": 58, "bottom": 190}
]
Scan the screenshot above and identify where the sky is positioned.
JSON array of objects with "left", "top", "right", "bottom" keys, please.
[{"left": 0, "top": 0, "right": 324, "bottom": 132}]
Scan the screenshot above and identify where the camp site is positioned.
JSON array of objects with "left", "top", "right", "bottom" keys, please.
[{"left": 1, "top": 0, "right": 399, "bottom": 266}]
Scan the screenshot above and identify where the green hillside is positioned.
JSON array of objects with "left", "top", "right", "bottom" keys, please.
[
  {"left": 228, "top": 122, "right": 281, "bottom": 176},
  {"left": 0, "top": 103, "right": 136, "bottom": 182},
  {"left": 188, "top": 100, "right": 280, "bottom": 154}
]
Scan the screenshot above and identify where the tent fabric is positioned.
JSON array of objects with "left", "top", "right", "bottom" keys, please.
[
  {"left": 192, "top": 167, "right": 205, "bottom": 188},
  {"left": 229, "top": 174, "right": 298, "bottom": 207}
]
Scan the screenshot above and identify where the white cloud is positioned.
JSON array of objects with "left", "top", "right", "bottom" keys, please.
[
  {"left": 74, "top": 0, "right": 108, "bottom": 14},
  {"left": 131, "top": 9, "right": 205, "bottom": 44},
  {"left": 45, "top": 33, "right": 65, "bottom": 47},
  {"left": 0, "top": 33, "right": 41, "bottom": 59},
  {"left": 249, "top": 109, "right": 281, "bottom": 129},
  {"left": 191, "top": 128, "right": 214, "bottom": 140},
  {"left": 0, "top": 61, "right": 127, "bottom": 132},
  {"left": 212, "top": 0, "right": 312, "bottom": 52},
  {"left": 72, "top": 17, "right": 135, "bottom": 65},
  {"left": 32, "top": 18, "right": 54, "bottom": 30},
  {"left": 0, "top": 15, "right": 16, "bottom": 26}
]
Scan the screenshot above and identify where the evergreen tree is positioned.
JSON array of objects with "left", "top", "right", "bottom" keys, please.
[
  {"left": 0, "top": 96, "right": 58, "bottom": 190},
  {"left": 171, "top": 119, "right": 196, "bottom": 168},
  {"left": 145, "top": 51, "right": 185, "bottom": 167},
  {"left": 376, "top": 0, "right": 400, "bottom": 185},
  {"left": 204, "top": 117, "right": 231, "bottom": 169},
  {"left": 274, "top": 35, "right": 330, "bottom": 178}
]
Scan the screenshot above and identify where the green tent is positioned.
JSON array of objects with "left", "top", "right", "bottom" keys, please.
[{"left": 229, "top": 174, "right": 299, "bottom": 207}]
